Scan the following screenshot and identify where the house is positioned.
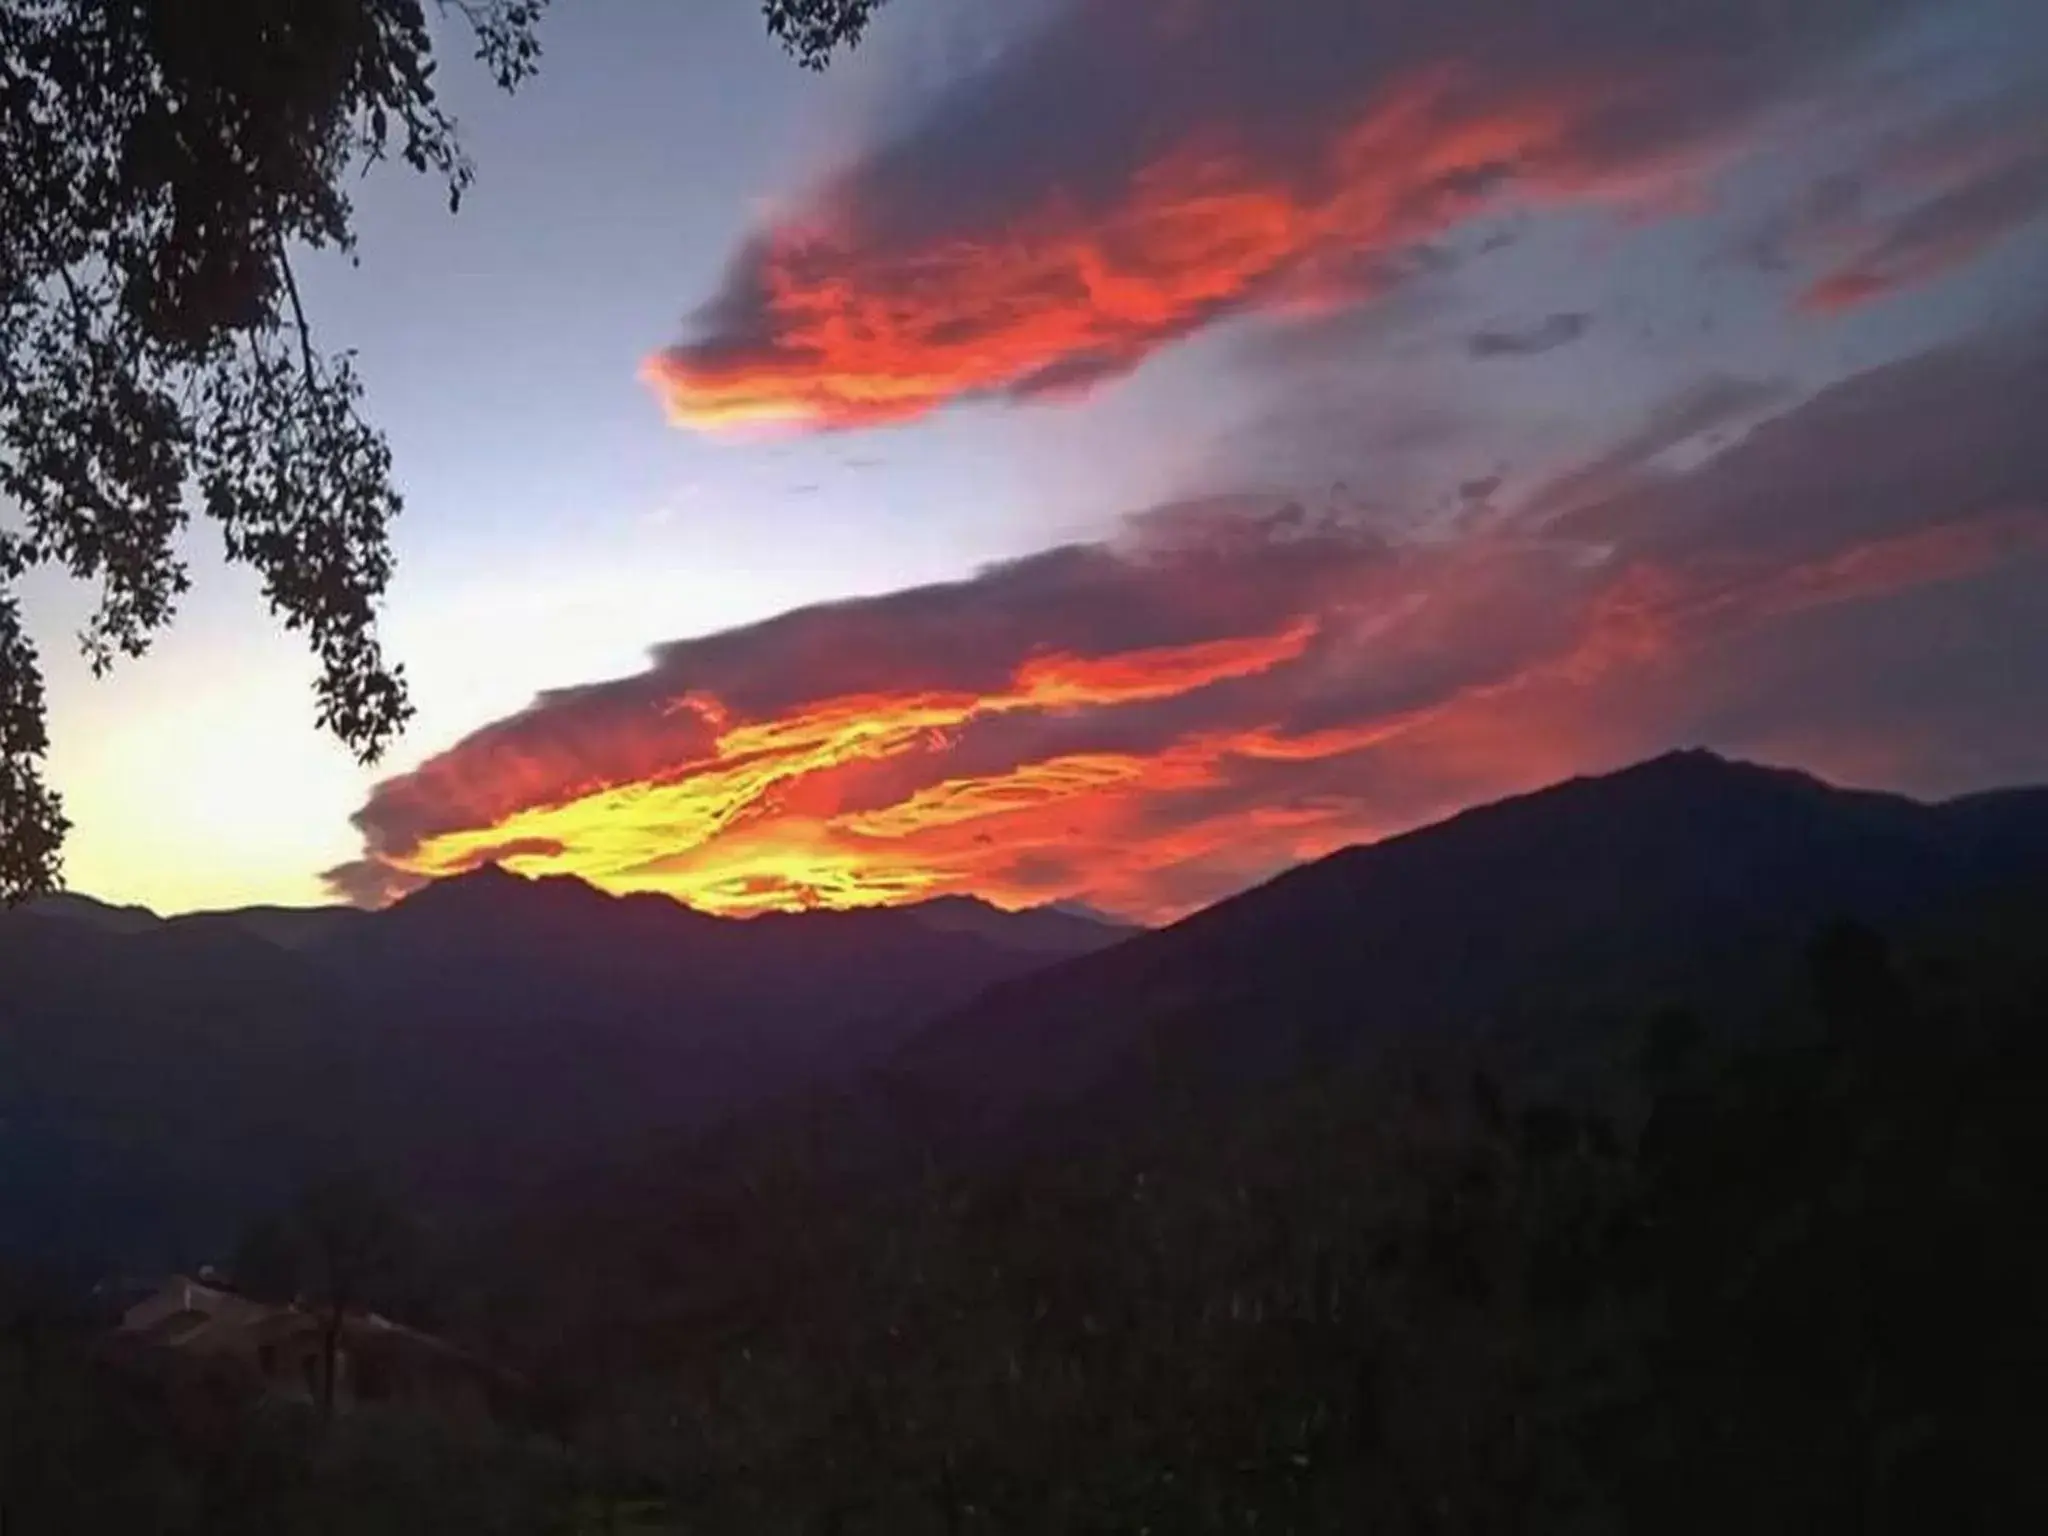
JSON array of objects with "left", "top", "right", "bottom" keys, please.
[{"left": 110, "top": 1275, "right": 510, "bottom": 1420}]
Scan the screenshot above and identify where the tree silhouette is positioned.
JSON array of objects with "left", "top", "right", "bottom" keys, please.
[
  {"left": 234, "top": 1174, "right": 415, "bottom": 1416},
  {"left": 0, "top": 0, "right": 882, "bottom": 903},
  {"left": 764, "top": 0, "right": 890, "bottom": 68}
]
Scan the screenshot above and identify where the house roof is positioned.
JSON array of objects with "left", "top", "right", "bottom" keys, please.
[{"left": 112, "top": 1273, "right": 511, "bottom": 1385}]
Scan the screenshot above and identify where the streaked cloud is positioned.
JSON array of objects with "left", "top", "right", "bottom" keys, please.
[
  {"left": 1800, "top": 149, "right": 2048, "bottom": 311},
  {"left": 1739, "top": 79, "right": 2048, "bottom": 312},
  {"left": 339, "top": 323, "right": 2048, "bottom": 920},
  {"left": 1519, "top": 374, "right": 1791, "bottom": 522},
  {"left": 643, "top": 0, "right": 1916, "bottom": 432}
]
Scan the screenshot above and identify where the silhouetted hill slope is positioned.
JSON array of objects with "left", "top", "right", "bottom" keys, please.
[
  {"left": 0, "top": 875, "right": 1125, "bottom": 1269},
  {"left": 317, "top": 870, "right": 1135, "bottom": 1199},
  {"left": 13, "top": 753, "right": 2046, "bottom": 1270},
  {"left": 0, "top": 913, "right": 371, "bottom": 1267},
  {"left": 906, "top": 895, "right": 1129, "bottom": 953},
  {"left": 19, "top": 892, "right": 160, "bottom": 934},
  {"left": 888, "top": 751, "right": 2048, "bottom": 1142},
  {"left": 459, "top": 882, "right": 2048, "bottom": 1536}
]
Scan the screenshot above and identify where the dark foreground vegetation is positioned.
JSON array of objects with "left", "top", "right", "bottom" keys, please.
[{"left": 6, "top": 894, "right": 2045, "bottom": 1533}]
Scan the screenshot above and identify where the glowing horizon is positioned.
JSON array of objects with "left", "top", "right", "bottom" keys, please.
[{"left": 26, "top": 1, "right": 2048, "bottom": 921}]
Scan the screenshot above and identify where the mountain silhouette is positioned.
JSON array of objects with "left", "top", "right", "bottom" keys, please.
[
  {"left": 9, "top": 753, "right": 2046, "bottom": 1271},
  {"left": 0, "top": 875, "right": 1127, "bottom": 1269},
  {"left": 883, "top": 751, "right": 2048, "bottom": 1145}
]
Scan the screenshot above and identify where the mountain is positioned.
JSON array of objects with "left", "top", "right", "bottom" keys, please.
[
  {"left": 20, "top": 891, "right": 161, "bottom": 935},
  {"left": 13, "top": 752, "right": 2048, "bottom": 1272},
  {"left": 0, "top": 874, "right": 1127, "bottom": 1269},
  {"left": 883, "top": 751, "right": 2048, "bottom": 1145},
  {"left": 901, "top": 894, "right": 1130, "bottom": 953},
  {"left": 0, "top": 908, "right": 374, "bottom": 1269}
]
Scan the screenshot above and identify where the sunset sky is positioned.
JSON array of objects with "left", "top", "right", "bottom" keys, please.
[{"left": 24, "top": 0, "right": 2048, "bottom": 922}]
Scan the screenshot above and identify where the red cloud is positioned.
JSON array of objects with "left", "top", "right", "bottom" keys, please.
[
  {"left": 346, "top": 328, "right": 2048, "bottom": 920},
  {"left": 646, "top": 0, "right": 1905, "bottom": 432},
  {"left": 332, "top": 512, "right": 1432, "bottom": 915},
  {"left": 1800, "top": 267, "right": 1897, "bottom": 313},
  {"left": 333, "top": 504, "right": 2048, "bottom": 922},
  {"left": 344, "top": 505, "right": 2035, "bottom": 921},
  {"left": 646, "top": 78, "right": 1642, "bottom": 429}
]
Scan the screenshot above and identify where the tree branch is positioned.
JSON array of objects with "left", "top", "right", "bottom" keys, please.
[{"left": 276, "top": 238, "right": 319, "bottom": 386}]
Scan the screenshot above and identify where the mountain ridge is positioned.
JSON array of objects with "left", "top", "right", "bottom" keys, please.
[
  {"left": 22, "top": 866, "right": 1138, "bottom": 946},
  {"left": 1, "top": 867, "right": 1131, "bottom": 1269},
  {"left": 879, "top": 749, "right": 2048, "bottom": 1145},
  {"left": 9, "top": 751, "right": 2046, "bottom": 1271}
]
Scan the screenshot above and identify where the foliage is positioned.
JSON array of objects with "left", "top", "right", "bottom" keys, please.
[
  {"left": 4, "top": 1202, "right": 566, "bottom": 1533},
  {"left": 0, "top": 1321, "right": 577, "bottom": 1534},
  {"left": 502, "top": 1080, "right": 1625, "bottom": 1532},
  {"left": 9, "top": 902, "right": 2044, "bottom": 1529},
  {"left": 474, "top": 905, "right": 2048, "bottom": 1532},
  {"left": 234, "top": 1175, "right": 416, "bottom": 1310},
  {"left": 0, "top": 0, "right": 880, "bottom": 903},
  {"left": 232, "top": 1173, "right": 419, "bottom": 1413},
  {"left": 1588, "top": 919, "right": 2048, "bottom": 1530},
  {"left": 763, "top": 0, "right": 890, "bottom": 69}
]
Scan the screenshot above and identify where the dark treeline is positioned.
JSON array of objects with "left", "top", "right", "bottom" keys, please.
[{"left": 6, "top": 897, "right": 2046, "bottom": 1533}]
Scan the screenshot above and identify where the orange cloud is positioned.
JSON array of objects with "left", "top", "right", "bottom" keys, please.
[
  {"left": 655, "top": 85, "right": 1508, "bottom": 427},
  {"left": 647, "top": 0, "right": 1898, "bottom": 431},
  {"left": 344, "top": 328, "right": 2048, "bottom": 921},
  {"left": 645, "top": 72, "right": 1708, "bottom": 431},
  {"left": 347, "top": 616, "right": 1339, "bottom": 917},
  {"left": 333, "top": 509, "right": 2047, "bottom": 921}
]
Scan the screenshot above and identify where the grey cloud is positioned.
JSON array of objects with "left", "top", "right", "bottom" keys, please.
[
  {"left": 1521, "top": 374, "right": 1792, "bottom": 523},
  {"left": 1738, "top": 76, "right": 2048, "bottom": 310},
  {"left": 1673, "top": 551, "right": 2048, "bottom": 796},
  {"left": 1467, "top": 312, "right": 1594, "bottom": 359},
  {"left": 1555, "top": 321, "right": 2048, "bottom": 564},
  {"left": 1234, "top": 260, "right": 1460, "bottom": 373},
  {"left": 1736, "top": 170, "right": 1868, "bottom": 272},
  {"left": 1804, "top": 149, "right": 2048, "bottom": 309}
]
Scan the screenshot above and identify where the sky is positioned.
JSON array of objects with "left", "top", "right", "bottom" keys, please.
[{"left": 26, "top": 0, "right": 2048, "bottom": 922}]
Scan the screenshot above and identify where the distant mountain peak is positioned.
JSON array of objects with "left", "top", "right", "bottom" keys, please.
[
  {"left": 1452, "top": 748, "right": 1855, "bottom": 835},
  {"left": 398, "top": 862, "right": 605, "bottom": 910},
  {"left": 387, "top": 867, "right": 1133, "bottom": 958},
  {"left": 1623, "top": 745, "right": 1796, "bottom": 782},
  {"left": 910, "top": 893, "right": 1010, "bottom": 917},
  {"left": 905, "top": 892, "right": 1134, "bottom": 953},
  {"left": 1634, "top": 744, "right": 1728, "bottom": 772}
]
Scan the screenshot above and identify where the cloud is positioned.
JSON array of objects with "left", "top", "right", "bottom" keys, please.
[
  {"left": 1554, "top": 324, "right": 2048, "bottom": 563},
  {"left": 1230, "top": 252, "right": 1462, "bottom": 371},
  {"left": 1466, "top": 311, "right": 1593, "bottom": 358},
  {"left": 339, "top": 324, "right": 2048, "bottom": 922},
  {"left": 1764, "top": 81, "right": 2048, "bottom": 311},
  {"left": 1800, "top": 151, "right": 2048, "bottom": 311},
  {"left": 1740, "top": 170, "right": 1870, "bottom": 273},
  {"left": 643, "top": 0, "right": 1918, "bottom": 432},
  {"left": 1519, "top": 373, "right": 1791, "bottom": 522}
]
